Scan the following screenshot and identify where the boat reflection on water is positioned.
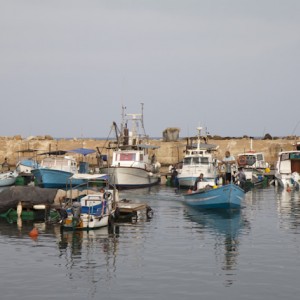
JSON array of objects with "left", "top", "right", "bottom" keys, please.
[
  {"left": 184, "top": 207, "right": 249, "bottom": 286},
  {"left": 59, "top": 225, "right": 119, "bottom": 254},
  {"left": 275, "top": 188, "right": 300, "bottom": 232},
  {"left": 0, "top": 217, "right": 60, "bottom": 239},
  {"left": 58, "top": 225, "right": 120, "bottom": 296}
]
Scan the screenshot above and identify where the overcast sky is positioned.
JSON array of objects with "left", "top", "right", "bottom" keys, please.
[{"left": 1, "top": 0, "right": 300, "bottom": 139}]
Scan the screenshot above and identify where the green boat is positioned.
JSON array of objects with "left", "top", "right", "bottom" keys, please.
[{"left": 0, "top": 207, "right": 61, "bottom": 223}]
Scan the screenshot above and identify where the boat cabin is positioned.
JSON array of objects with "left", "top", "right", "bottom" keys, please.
[
  {"left": 183, "top": 156, "right": 210, "bottom": 165},
  {"left": 111, "top": 150, "right": 148, "bottom": 169},
  {"left": 237, "top": 152, "right": 268, "bottom": 169},
  {"left": 41, "top": 156, "right": 78, "bottom": 173},
  {"left": 277, "top": 151, "right": 300, "bottom": 174}
]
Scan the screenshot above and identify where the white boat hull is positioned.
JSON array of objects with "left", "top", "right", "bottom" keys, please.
[
  {"left": 292, "top": 172, "right": 300, "bottom": 190},
  {"left": 0, "top": 171, "right": 18, "bottom": 187},
  {"left": 101, "top": 166, "right": 160, "bottom": 189},
  {"left": 275, "top": 150, "right": 300, "bottom": 190},
  {"left": 63, "top": 214, "right": 109, "bottom": 230},
  {"left": 275, "top": 172, "right": 300, "bottom": 190},
  {"left": 177, "top": 174, "right": 216, "bottom": 189},
  {"left": 62, "top": 187, "right": 117, "bottom": 231}
]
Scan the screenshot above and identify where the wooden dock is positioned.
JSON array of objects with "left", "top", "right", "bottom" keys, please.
[
  {"left": 116, "top": 200, "right": 153, "bottom": 221},
  {"left": 117, "top": 202, "right": 149, "bottom": 213}
]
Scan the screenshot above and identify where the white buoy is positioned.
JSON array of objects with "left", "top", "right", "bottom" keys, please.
[{"left": 17, "top": 201, "right": 22, "bottom": 218}]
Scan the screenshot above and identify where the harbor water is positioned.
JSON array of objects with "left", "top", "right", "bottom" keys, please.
[{"left": 1, "top": 185, "right": 300, "bottom": 299}]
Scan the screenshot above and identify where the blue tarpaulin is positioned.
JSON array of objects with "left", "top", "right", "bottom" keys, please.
[{"left": 67, "top": 148, "right": 96, "bottom": 156}]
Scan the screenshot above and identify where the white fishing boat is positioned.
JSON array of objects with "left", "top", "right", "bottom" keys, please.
[
  {"left": 177, "top": 127, "right": 219, "bottom": 188},
  {"left": 236, "top": 138, "right": 269, "bottom": 186},
  {"left": 15, "top": 148, "right": 40, "bottom": 175},
  {"left": 275, "top": 150, "right": 300, "bottom": 189},
  {"left": 100, "top": 104, "right": 161, "bottom": 189}
]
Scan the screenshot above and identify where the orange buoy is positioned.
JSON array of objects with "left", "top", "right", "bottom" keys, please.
[{"left": 29, "top": 227, "right": 39, "bottom": 238}]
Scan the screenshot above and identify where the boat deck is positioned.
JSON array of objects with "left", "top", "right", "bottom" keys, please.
[
  {"left": 116, "top": 200, "right": 153, "bottom": 221},
  {"left": 117, "top": 202, "right": 148, "bottom": 213}
]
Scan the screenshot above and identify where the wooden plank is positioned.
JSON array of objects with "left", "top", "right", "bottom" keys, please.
[{"left": 117, "top": 202, "right": 147, "bottom": 213}]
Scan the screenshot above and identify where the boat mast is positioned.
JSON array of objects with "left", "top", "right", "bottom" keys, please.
[
  {"left": 140, "top": 102, "right": 147, "bottom": 137},
  {"left": 126, "top": 103, "right": 147, "bottom": 143},
  {"left": 249, "top": 136, "right": 253, "bottom": 151},
  {"left": 196, "top": 127, "right": 202, "bottom": 150},
  {"left": 121, "top": 105, "right": 126, "bottom": 135}
]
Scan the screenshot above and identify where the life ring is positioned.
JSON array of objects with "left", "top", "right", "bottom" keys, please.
[
  {"left": 103, "top": 191, "right": 113, "bottom": 200},
  {"left": 238, "top": 155, "right": 247, "bottom": 166}
]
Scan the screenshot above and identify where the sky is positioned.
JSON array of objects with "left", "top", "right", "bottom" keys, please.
[{"left": 1, "top": 0, "right": 300, "bottom": 139}]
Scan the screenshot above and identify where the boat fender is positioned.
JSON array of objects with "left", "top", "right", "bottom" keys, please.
[
  {"left": 103, "top": 191, "right": 113, "bottom": 200},
  {"left": 33, "top": 204, "right": 46, "bottom": 210},
  {"left": 17, "top": 201, "right": 22, "bottom": 217}
]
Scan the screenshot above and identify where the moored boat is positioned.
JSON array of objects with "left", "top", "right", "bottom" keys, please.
[
  {"left": 61, "top": 178, "right": 118, "bottom": 231},
  {"left": 0, "top": 206, "right": 60, "bottom": 223},
  {"left": 32, "top": 148, "right": 96, "bottom": 189},
  {"left": 0, "top": 170, "right": 18, "bottom": 187},
  {"left": 100, "top": 104, "right": 161, "bottom": 189},
  {"left": 183, "top": 183, "right": 245, "bottom": 209},
  {"left": 236, "top": 138, "right": 269, "bottom": 188},
  {"left": 177, "top": 127, "right": 219, "bottom": 188},
  {"left": 275, "top": 150, "right": 300, "bottom": 189}
]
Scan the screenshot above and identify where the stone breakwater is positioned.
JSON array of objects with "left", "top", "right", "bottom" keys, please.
[{"left": 0, "top": 135, "right": 298, "bottom": 170}]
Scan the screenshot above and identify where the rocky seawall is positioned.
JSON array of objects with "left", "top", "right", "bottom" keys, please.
[{"left": 0, "top": 135, "right": 299, "bottom": 170}]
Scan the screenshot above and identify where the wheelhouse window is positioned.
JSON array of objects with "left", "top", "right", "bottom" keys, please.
[
  {"left": 290, "top": 153, "right": 300, "bottom": 160},
  {"left": 192, "top": 157, "right": 209, "bottom": 164},
  {"left": 200, "top": 157, "right": 209, "bottom": 164},
  {"left": 193, "top": 157, "right": 201, "bottom": 164},
  {"left": 246, "top": 155, "right": 256, "bottom": 166},
  {"left": 256, "top": 154, "right": 263, "bottom": 161},
  {"left": 281, "top": 153, "right": 290, "bottom": 161},
  {"left": 119, "top": 153, "right": 136, "bottom": 161},
  {"left": 183, "top": 157, "right": 192, "bottom": 165}
]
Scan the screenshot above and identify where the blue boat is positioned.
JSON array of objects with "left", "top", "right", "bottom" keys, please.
[
  {"left": 31, "top": 148, "right": 99, "bottom": 189},
  {"left": 32, "top": 168, "right": 84, "bottom": 189},
  {"left": 183, "top": 183, "right": 245, "bottom": 209},
  {"left": 185, "top": 206, "right": 244, "bottom": 237}
]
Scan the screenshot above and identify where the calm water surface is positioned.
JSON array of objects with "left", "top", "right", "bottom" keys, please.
[{"left": 1, "top": 185, "right": 300, "bottom": 300}]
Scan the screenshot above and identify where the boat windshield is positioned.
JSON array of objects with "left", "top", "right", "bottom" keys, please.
[
  {"left": 42, "top": 157, "right": 70, "bottom": 168},
  {"left": 280, "top": 152, "right": 300, "bottom": 160},
  {"left": 290, "top": 153, "right": 300, "bottom": 159},
  {"left": 119, "top": 153, "right": 136, "bottom": 161},
  {"left": 183, "top": 157, "right": 209, "bottom": 165},
  {"left": 246, "top": 155, "right": 256, "bottom": 166},
  {"left": 256, "top": 154, "right": 264, "bottom": 161}
]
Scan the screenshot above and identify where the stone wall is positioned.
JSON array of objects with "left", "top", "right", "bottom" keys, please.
[{"left": 0, "top": 135, "right": 298, "bottom": 169}]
